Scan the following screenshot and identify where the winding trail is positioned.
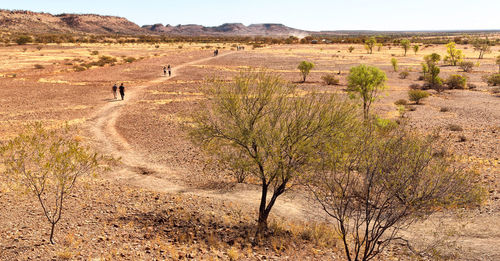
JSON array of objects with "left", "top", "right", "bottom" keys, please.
[{"left": 84, "top": 52, "right": 310, "bottom": 219}]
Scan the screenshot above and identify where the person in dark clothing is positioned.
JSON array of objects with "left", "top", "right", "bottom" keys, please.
[
  {"left": 167, "top": 65, "right": 171, "bottom": 77},
  {"left": 163, "top": 66, "right": 167, "bottom": 76},
  {"left": 119, "top": 83, "right": 125, "bottom": 100},
  {"left": 112, "top": 84, "right": 118, "bottom": 99}
]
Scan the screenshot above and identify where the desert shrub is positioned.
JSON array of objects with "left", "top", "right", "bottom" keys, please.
[
  {"left": 399, "top": 71, "right": 409, "bottom": 79},
  {"left": 347, "top": 65, "right": 387, "bottom": 119},
  {"left": 348, "top": 46, "right": 355, "bottom": 53},
  {"left": 468, "top": 83, "right": 477, "bottom": 89},
  {"left": 90, "top": 50, "right": 99, "bottom": 55},
  {"left": 321, "top": 74, "right": 340, "bottom": 85},
  {"left": 191, "top": 71, "right": 358, "bottom": 236},
  {"left": 36, "top": 46, "right": 43, "bottom": 51},
  {"left": 308, "top": 125, "right": 484, "bottom": 261},
  {"left": 448, "top": 124, "right": 463, "bottom": 131},
  {"left": 34, "top": 64, "right": 44, "bottom": 69},
  {"left": 391, "top": 58, "right": 398, "bottom": 72},
  {"left": 459, "top": 61, "right": 474, "bottom": 72},
  {"left": 426, "top": 63, "right": 443, "bottom": 92},
  {"left": 446, "top": 74, "right": 467, "bottom": 89},
  {"left": 409, "top": 83, "right": 421, "bottom": 89},
  {"left": 483, "top": 73, "right": 500, "bottom": 86},
  {"left": 408, "top": 89, "right": 430, "bottom": 104},
  {"left": 123, "top": 57, "right": 136, "bottom": 63},
  {"left": 15, "top": 35, "right": 32, "bottom": 45},
  {"left": 491, "top": 87, "right": 500, "bottom": 94},
  {"left": 458, "top": 135, "right": 467, "bottom": 142},
  {"left": 417, "top": 75, "right": 425, "bottom": 81},
  {"left": 73, "top": 65, "right": 86, "bottom": 72},
  {"left": 0, "top": 123, "right": 100, "bottom": 244},
  {"left": 178, "top": 45, "right": 183, "bottom": 49},
  {"left": 440, "top": 107, "right": 450, "bottom": 112},
  {"left": 394, "top": 99, "right": 408, "bottom": 106},
  {"left": 298, "top": 61, "right": 315, "bottom": 82}
]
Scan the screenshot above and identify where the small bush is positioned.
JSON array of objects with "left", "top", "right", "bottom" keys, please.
[
  {"left": 468, "top": 83, "right": 477, "bottom": 89},
  {"left": 90, "top": 50, "right": 99, "bottom": 55},
  {"left": 459, "top": 61, "right": 474, "bottom": 72},
  {"left": 446, "top": 75, "right": 467, "bottom": 89},
  {"left": 73, "top": 65, "right": 86, "bottom": 72},
  {"left": 484, "top": 73, "right": 500, "bottom": 86},
  {"left": 16, "top": 35, "right": 32, "bottom": 45},
  {"left": 440, "top": 107, "right": 450, "bottom": 112},
  {"left": 394, "top": 99, "right": 408, "bottom": 106},
  {"left": 123, "top": 57, "right": 136, "bottom": 63},
  {"left": 408, "top": 90, "right": 430, "bottom": 104},
  {"left": 417, "top": 75, "right": 425, "bottom": 81},
  {"left": 448, "top": 124, "right": 463, "bottom": 131},
  {"left": 321, "top": 74, "right": 340, "bottom": 85},
  {"left": 458, "top": 135, "right": 467, "bottom": 142},
  {"left": 409, "top": 83, "right": 421, "bottom": 89},
  {"left": 399, "top": 71, "right": 409, "bottom": 79},
  {"left": 34, "top": 64, "right": 44, "bottom": 69},
  {"left": 391, "top": 58, "right": 398, "bottom": 72}
]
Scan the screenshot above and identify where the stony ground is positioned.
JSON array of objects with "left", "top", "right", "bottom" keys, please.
[{"left": 0, "top": 42, "right": 499, "bottom": 260}]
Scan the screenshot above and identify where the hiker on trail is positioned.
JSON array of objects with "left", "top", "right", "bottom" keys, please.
[
  {"left": 167, "top": 65, "right": 171, "bottom": 77},
  {"left": 163, "top": 66, "right": 167, "bottom": 76},
  {"left": 214, "top": 49, "right": 218, "bottom": 56},
  {"left": 112, "top": 84, "right": 118, "bottom": 99},
  {"left": 119, "top": 83, "right": 125, "bottom": 100}
]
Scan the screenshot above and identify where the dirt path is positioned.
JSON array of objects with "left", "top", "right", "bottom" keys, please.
[{"left": 85, "top": 52, "right": 312, "bottom": 221}]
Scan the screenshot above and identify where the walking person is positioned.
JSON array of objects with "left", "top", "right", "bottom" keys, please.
[
  {"left": 112, "top": 83, "right": 118, "bottom": 99},
  {"left": 163, "top": 66, "right": 167, "bottom": 76},
  {"left": 167, "top": 65, "right": 171, "bottom": 77},
  {"left": 119, "top": 83, "right": 125, "bottom": 100}
]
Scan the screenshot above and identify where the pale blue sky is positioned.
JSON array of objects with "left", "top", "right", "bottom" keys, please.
[{"left": 1, "top": 0, "right": 498, "bottom": 31}]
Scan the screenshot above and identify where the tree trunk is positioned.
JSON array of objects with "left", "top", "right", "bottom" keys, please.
[
  {"left": 256, "top": 182, "right": 269, "bottom": 236},
  {"left": 49, "top": 222, "right": 56, "bottom": 244}
]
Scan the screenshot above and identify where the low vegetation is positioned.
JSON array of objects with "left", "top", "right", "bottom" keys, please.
[
  {"left": 408, "top": 89, "right": 430, "bottom": 104},
  {"left": 321, "top": 74, "right": 340, "bottom": 85},
  {"left": 0, "top": 123, "right": 100, "bottom": 244}
]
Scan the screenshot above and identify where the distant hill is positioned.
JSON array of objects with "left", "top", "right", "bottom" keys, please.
[
  {"left": 142, "top": 23, "right": 310, "bottom": 37},
  {"left": 1, "top": 9, "right": 497, "bottom": 37},
  {"left": 0, "top": 10, "right": 148, "bottom": 35},
  {"left": 0, "top": 9, "right": 309, "bottom": 37}
]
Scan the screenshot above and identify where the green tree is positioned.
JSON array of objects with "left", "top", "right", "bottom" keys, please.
[
  {"left": 347, "top": 65, "right": 387, "bottom": 119},
  {"left": 191, "top": 71, "right": 357, "bottom": 236},
  {"left": 424, "top": 53, "right": 441, "bottom": 65},
  {"left": 391, "top": 58, "right": 398, "bottom": 72},
  {"left": 472, "top": 38, "right": 492, "bottom": 59},
  {"left": 400, "top": 39, "right": 411, "bottom": 56},
  {"left": 364, "top": 37, "right": 376, "bottom": 54},
  {"left": 444, "top": 42, "right": 464, "bottom": 66},
  {"left": 427, "top": 63, "right": 443, "bottom": 92},
  {"left": 413, "top": 45, "right": 420, "bottom": 55},
  {"left": 308, "top": 126, "right": 484, "bottom": 261},
  {"left": 0, "top": 123, "right": 100, "bottom": 244},
  {"left": 298, "top": 61, "right": 315, "bottom": 82}
]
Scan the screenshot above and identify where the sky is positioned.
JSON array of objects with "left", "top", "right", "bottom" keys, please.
[{"left": 1, "top": 0, "right": 499, "bottom": 31}]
